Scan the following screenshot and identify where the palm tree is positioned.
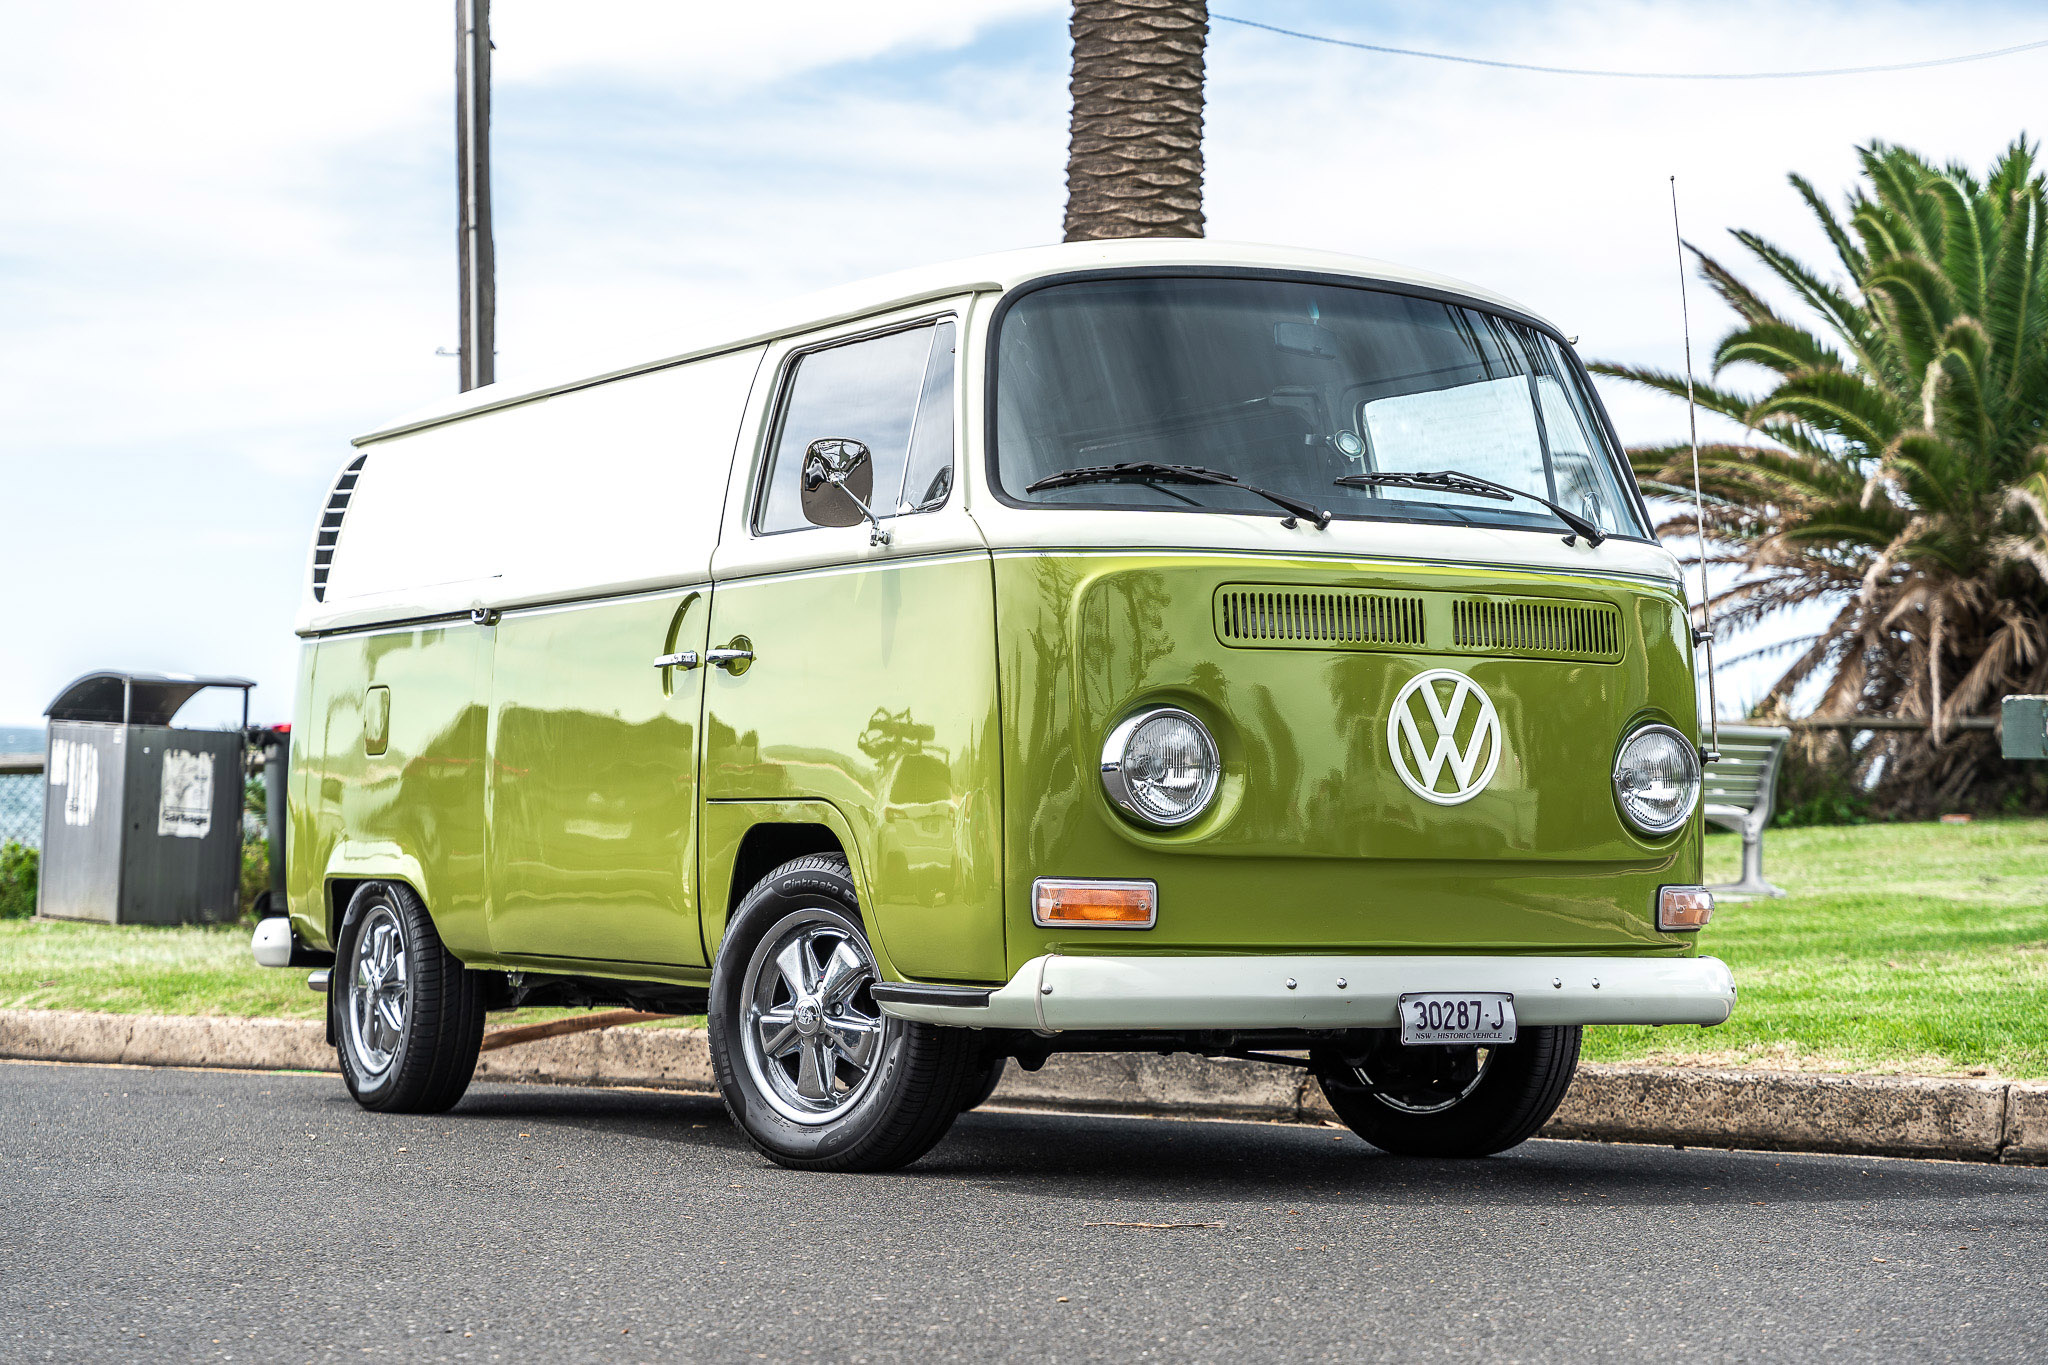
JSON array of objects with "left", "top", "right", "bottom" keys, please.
[
  {"left": 1595, "top": 140, "right": 2048, "bottom": 813},
  {"left": 1063, "top": 0, "right": 1207, "bottom": 241}
]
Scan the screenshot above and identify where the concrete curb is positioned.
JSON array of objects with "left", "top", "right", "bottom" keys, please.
[{"left": 2, "top": 1009, "right": 2040, "bottom": 1165}]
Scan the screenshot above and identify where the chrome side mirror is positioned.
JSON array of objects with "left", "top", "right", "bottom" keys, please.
[{"left": 800, "top": 437, "right": 890, "bottom": 545}]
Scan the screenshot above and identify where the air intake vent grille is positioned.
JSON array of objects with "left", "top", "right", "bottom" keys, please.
[
  {"left": 1449, "top": 595, "right": 1621, "bottom": 661},
  {"left": 310, "top": 454, "right": 366, "bottom": 603},
  {"left": 1216, "top": 587, "right": 1425, "bottom": 651}
]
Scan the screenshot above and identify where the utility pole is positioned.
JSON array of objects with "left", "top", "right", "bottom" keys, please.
[{"left": 455, "top": 0, "right": 495, "bottom": 392}]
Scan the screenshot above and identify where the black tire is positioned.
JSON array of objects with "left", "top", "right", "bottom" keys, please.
[
  {"left": 708, "top": 854, "right": 981, "bottom": 1172},
  {"left": 1312, "top": 1025, "right": 1581, "bottom": 1158},
  {"left": 332, "top": 881, "right": 485, "bottom": 1114},
  {"left": 958, "top": 1056, "right": 1008, "bottom": 1113}
]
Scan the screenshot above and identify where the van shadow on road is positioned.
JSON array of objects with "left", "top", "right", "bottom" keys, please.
[{"left": 435, "top": 1077, "right": 1998, "bottom": 1214}]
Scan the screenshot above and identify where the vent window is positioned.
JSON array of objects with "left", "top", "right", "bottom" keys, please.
[
  {"left": 1216, "top": 587, "right": 1425, "bottom": 651},
  {"left": 311, "top": 454, "right": 366, "bottom": 603},
  {"left": 1449, "top": 596, "right": 1621, "bottom": 661}
]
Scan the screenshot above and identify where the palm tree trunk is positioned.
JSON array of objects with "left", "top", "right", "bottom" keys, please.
[{"left": 1063, "top": 0, "right": 1207, "bottom": 242}]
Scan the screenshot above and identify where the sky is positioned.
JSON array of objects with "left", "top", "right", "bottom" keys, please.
[{"left": 1, "top": 0, "right": 2044, "bottom": 727}]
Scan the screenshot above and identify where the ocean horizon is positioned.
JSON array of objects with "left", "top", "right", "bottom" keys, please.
[{"left": 0, "top": 725, "right": 44, "bottom": 755}]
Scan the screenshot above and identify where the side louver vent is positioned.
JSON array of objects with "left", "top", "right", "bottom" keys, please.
[
  {"left": 310, "top": 454, "right": 366, "bottom": 603},
  {"left": 1216, "top": 587, "right": 1426, "bottom": 651},
  {"left": 1449, "top": 595, "right": 1622, "bottom": 661}
]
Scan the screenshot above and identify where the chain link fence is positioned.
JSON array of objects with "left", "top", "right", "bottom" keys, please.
[{"left": 0, "top": 767, "right": 42, "bottom": 850}]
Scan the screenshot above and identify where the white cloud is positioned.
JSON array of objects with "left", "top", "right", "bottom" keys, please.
[{"left": 491, "top": 0, "right": 1061, "bottom": 92}]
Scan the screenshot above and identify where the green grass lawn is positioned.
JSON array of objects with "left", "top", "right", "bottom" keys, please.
[
  {"left": 1582, "top": 818, "right": 2048, "bottom": 1078},
  {"left": 1, "top": 918, "right": 324, "bottom": 1019},
  {"left": 5, "top": 818, "right": 2045, "bottom": 1077},
  {"left": 0, "top": 920, "right": 692, "bottom": 1030}
]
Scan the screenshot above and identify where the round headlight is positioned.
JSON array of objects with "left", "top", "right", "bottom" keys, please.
[
  {"left": 1101, "top": 707, "right": 1221, "bottom": 828},
  {"left": 1613, "top": 723, "right": 1701, "bottom": 837}
]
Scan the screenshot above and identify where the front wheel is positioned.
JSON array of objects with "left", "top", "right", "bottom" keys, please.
[
  {"left": 708, "top": 854, "right": 981, "bottom": 1172},
  {"left": 1311, "top": 1025, "right": 1581, "bottom": 1158}
]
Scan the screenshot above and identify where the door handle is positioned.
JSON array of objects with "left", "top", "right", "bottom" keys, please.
[
  {"left": 652, "top": 651, "right": 700, "bottom": 670},
  {"left": 705, "top": 647, "right": 754, "bottom": 671}
]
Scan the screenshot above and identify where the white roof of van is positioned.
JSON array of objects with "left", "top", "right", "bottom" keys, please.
[{"left": 354, "top": 238, "right": 1550, "bottom": 446}]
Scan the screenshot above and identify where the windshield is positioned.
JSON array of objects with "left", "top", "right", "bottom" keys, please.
[{"left": 991, "top": 276, "right": 1647, "bottom": 539}]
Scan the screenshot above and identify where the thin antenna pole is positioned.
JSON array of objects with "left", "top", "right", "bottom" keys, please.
[{"left": 1671, "top": 176, "right": 1720, "bottom": 759}]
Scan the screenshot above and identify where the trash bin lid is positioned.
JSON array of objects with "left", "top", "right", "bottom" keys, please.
[{"left": 45, "top": 671, "right": 256, "bottom": 726}]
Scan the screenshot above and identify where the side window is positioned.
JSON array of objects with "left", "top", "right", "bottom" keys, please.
[
  {"left": 898, "top": 321, "right": 956, "bottom": 513},
  {"left": 756, "top": 320, "right": 956, "bottom": 534}
]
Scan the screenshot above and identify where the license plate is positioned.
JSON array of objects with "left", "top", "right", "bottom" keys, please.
[{"left": 1399, "top": 992, "right": 1517, "bottom": 1045}]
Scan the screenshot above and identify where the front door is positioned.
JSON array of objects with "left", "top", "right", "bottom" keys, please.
[{"left": 704, "top": 311, "right": 1006, "bottom": 981}]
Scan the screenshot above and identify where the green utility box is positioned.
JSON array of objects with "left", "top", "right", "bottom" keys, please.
[{"left": 2001, "top": 695, "right": 2048, "bottom": 761}]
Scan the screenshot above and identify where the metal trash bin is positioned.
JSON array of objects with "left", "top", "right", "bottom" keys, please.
[{"left": 38, "top": 671, "right": 254, "bottom": 925}]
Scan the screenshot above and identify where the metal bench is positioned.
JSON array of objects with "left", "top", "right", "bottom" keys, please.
[{"left": 1701, "top": 724, "right": 1790, "bottom": 898}]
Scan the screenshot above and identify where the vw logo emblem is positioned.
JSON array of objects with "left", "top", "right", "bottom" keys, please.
[{"left": 1387, "top": 669, "right": 1502, "bottom": 806}]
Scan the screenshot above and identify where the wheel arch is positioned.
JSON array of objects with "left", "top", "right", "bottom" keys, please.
[
  {"left": 324, "top": 877, "right": 368, "bottom": 945},
  {"left": 727, "top": 824, "right": 846, "bottom": 917},
  {"left": 702, "top": 800, "right": 904, "bottom": 980},
  {"left": 317, "top": 841, "right": 433, "bottom": 948}
]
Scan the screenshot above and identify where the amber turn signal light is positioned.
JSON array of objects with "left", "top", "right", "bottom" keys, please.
[
  {"left": 1657, "top": 886, "right": 1714, "bottom": 931},
  {"left": 1032, "top": 878, "right": 1158, "bottom": 929}
]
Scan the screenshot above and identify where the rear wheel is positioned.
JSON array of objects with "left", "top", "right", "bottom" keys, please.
[
  {"left": 333, "top": 881, "right": 485, "bottom": 1113},
  {"left": 958, "top": 1056, "right": 1008, "bottom": 1113},
  {"left": 708, "top": 854, "right": 981, "bottom": 1171},
  {"left": 1311, "top": 1025, "right": 1581, "bottom": 1158}
]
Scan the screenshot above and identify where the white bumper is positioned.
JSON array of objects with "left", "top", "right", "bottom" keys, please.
[
  {"left": 251, "top": 917, "right": 295, "bottom": 968},
  {"left": 875, "top": 953, "right": 1735, "bottom": 1032}
]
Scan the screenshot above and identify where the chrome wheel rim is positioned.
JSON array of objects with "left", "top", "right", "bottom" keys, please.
[
  {"left": 1357, "top": 1045, "right": 1496, "bottom": 1115},
  {"left": 343, "top": 903, "right": 410, "bottom": 1080},
  {"left": 738, "top": 909, "right": 894, "bottom": 1126}
]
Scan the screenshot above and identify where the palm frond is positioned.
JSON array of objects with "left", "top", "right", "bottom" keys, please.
[
  {"left": 1863, "top": 253, "right": 1956, "bottom": 379},
  {"left": 1590, "top": 362, "right": 1754, "bottom": 422},
  {"left": 1926, "top": 319, "right": 1994, "bottom": 463},
  {"left": 1721, "top": 633, "right": 1823, "bottom": 668},
  {"left": 1692, "top": 247, "right": 1781, "bottom": 328},
  {"left": 1984, "top": 182, "right": 2045, "bottom": 400},
  {"left": 1790, "top": 173, "right": 1868, "bottom": 281},
  {"left": 1714, "top": 319, "right": 1845, "bottom": 378},
  {"left": 1859, "top": 143, "right": 1944, "bottom": 262},
  {"left": 1747, "top": 368, "right": 1905, "bottom": 454},
  {"left": 1925, "top": 173, "right": 1988, "bottom": 318},
  {"left": 1731, "top": 229, "right": 1881, "bottom": 365}
]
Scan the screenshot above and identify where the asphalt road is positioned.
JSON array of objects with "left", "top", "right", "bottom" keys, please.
[{"left": 3, "top": 1059, "right": 2045, "bottom": 1363}]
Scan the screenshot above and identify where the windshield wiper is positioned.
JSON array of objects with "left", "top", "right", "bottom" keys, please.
[
  {"left": 1333, "top": 469, "right": 1606, "bottom": 546},
  {"left": 1025, "top": 462, "right": 1331, "bottom": 529}
]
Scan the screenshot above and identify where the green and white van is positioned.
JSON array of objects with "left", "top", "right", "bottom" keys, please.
[{"left": 260, "top": 240, "right": 1732, "bottom": 1170}]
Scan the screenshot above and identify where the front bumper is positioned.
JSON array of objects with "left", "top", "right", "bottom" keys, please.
[{"left": 873, "top": 953, "right": 1735, "bottom": 1032}]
